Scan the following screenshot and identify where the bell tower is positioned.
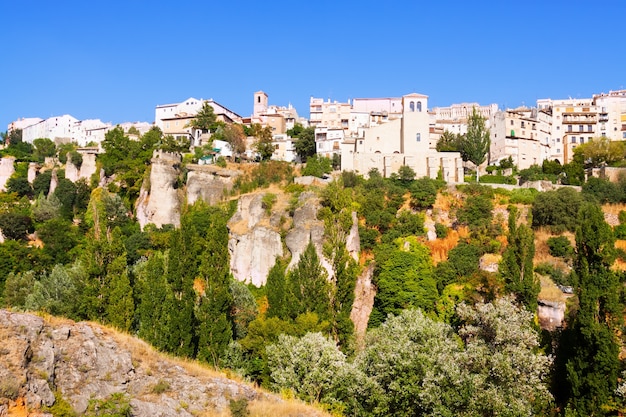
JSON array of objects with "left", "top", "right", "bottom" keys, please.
[
  {"left": 253, "top": 91, "right": 268, "bottom": 118},
  {"left": 400, "top": 93, "right": 429, "bottom": 155}
]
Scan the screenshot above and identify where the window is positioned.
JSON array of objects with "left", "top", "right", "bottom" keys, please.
[
  {"left": 580, "top": 138, "right": 585, "bottom": 144},
  {"left": 568, "top": 125, "right": 572, "bottom": 132},
  {"left": 571, "top": 136, "right": 576, "bottom": 143},
  {"left": 409, "top": 102, "right": 415, "bottom": 112},
  {"left": 417, "top": 101, "right": 422, "bottom": 112},
  {"left": 579, "top": 125, "right": 584, "bottom": 132},
  {"left": 587, "top": 125, "right": 593, "bottom": 132},
  {"left": 416, "top": 133, "right": 421, "bottom": 142},
  {"left": 510, "top": 120, "right": 514, "bottom": 126},
  {"left": 521, "top": 121, "right": 525, "bottom": 128},
  {"left": 258, "top": 96, "right": 261, "bottom": 103},
  {"left": 557, "top": 126, "right": 560, "bottom": 130}
]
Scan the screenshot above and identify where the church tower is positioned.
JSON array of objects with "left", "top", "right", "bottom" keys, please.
[
  {"left": 253, "top": 91, "right": 268, "bottom": 118},
  {"left": 400, "top": 93, "right": 429, "bottom": 155}
]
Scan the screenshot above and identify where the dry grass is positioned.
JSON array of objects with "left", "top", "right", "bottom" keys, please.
[
  {"left": 533, "top": 227, "right": 574, "bottom": 266},
  {"left": 248, "top": 398, "right": 331, "bottom": 417},
  {"left": 602, "top": 203, "right": 626, "bottom": 226},
  {"left": 425, "top": 227, "right": 469, "bottom": 265},
  {"left": 538, "top": 275, "right": 567, "bottom": 303}
]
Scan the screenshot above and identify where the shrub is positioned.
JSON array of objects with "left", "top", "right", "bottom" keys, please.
[
  {"left": 409, "top": 177, "right": 442, "bottom": 209},
  {"left": 0, "top": 377, "right": 20, "bottom": 400},
  {"left": 479, "top": 174, "right": 517, "bottom": 185},
  {"left": 614, "top": 224, "right": 626, "bottom": 240},
  {"left": 457, "top": 194, "right": 493, "bottom": 229},
  {"left": 215, "top": 156, "right": 227, "bottom": 168},
  {"left": 302, "top": 155, "right": 331, "bottom": 178},
  {"left": 435, "top": 222, "right": 449, "bottom": 238},
  {"left": 532, "top": 187, "right": 583, "bottom": 232},
  {"left": 534, "top": 262, "right": 570, "bottom": 286},
  {"left": 262, "top": 193, "right": 277, "bottom": 216},
  {"left": 509, "top": 188, "right": 539, "bottom": 205},
  {"left": 229, "top": 398, "right": 250, "bottom": 417},
  {"left": 151, "top": 379, "right": 170, "bottom": 394},
  {"left": 546, "top": 236, "right": 573, "bottom": 258}
]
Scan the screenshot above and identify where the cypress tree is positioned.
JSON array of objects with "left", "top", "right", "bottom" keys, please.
[
  {"left": 135, "top": 251, "right": 171, "bottom": 350},
  {"left": 557, "top": 202, "right": 621, "bottom": 415},
  {"left": 500, "top": 206, "right": 538, "bottom": 311},
  {"left": 266, "top": 258, "right": 288, "bottom": 319},
  {"left": 195, "top": 207, "right": 234, "bottom": 366},
  {"left": 286, "top": 242, "right": 331, "bottom": 322}
]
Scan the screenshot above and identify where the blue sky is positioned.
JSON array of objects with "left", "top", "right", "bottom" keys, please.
[{"left": 2, "top": 0, "right": 625, "bottom": 131}]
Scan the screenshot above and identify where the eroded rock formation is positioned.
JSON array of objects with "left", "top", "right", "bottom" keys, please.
[
  {"left": 186, "top": 164, "right": 240, "bottom": 206},
  {"left": 136, "top": 151, "right": 182, "bottom": 230},
  {"left": 0, "top": 156, "right": 15, "bottom": 192},
  {"left": 0, "top": 310, "right": 325, "bottom": 417}
]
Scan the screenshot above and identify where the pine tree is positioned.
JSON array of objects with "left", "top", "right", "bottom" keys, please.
[
  {"left": 557, "top": 202, "right": 621, "bottom": 415},
  {"left": 500, "top": 206, "right": 538, "bottom": 311},
  {"left": 106, "top": 262, "right": 134, "bottom": 332}
]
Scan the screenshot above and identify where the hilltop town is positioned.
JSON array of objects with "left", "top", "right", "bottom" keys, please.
[{"left": 7, "top": 89, "right": 626, "bottom": 182}]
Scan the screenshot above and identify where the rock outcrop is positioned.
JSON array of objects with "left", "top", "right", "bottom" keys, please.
[
  {"left": 350, "top": 262, "right": 376, "bottom": 347},
  {"left": 27, "top": 163, "right": 38, "bottom": 184},
  {"left": 0, "top": 156, "right": 15, "bottom": 191},
  {"left": 228, "top": 194, "right": 283, "bottom": 286},
  {"left": 65, "top": 152, "right": 97, "bottom": 183},
  {"left": 136, "top": 151, "right": 182, "bottom": 230},
  {"left": 537, "top": 299, "right": 566, "bottom": 331},
  {"left": 186, "top": 164, "right": 241, "bottom": 206},
  {"left": 284, "top": 192, "right": 333, "bottom": 278},
  {"left": 0, "top": 310, "right": 327, "bottom": 417}
]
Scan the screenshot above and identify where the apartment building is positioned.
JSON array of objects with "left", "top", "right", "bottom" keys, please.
[
  {"left": 430, "top": 103, "right": 499, "bottom": 150},
  {"left": 309, "top": 97, "right": 351, "bottom": 130},
  {"left": 592, "top": 90, "right": 626, "bottom": 141},
  {"left": 315, "top": 127, "right": 344, "bottom": 159},
  {"left": 490, "top": 108, "right": 550, "bottom": 170}
]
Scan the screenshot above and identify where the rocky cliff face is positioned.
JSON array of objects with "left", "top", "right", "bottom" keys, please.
[
  {"left": 186, "top": 164, "right": 240, "bottom": 206},
  {"left": 0, "top": 310, "right": 326, "bottom": 417},
  {"left": 0, "top": 157, "right": 15, "bottom": 192},
  {"left": 228, "top": 194, "right": 284, "bottom": 287},
  {"left": 65, "top": 152, "right": 97, "bottom": 183},
  {"left": 136, "top": 151, "right": 182, "bottom": 230}
]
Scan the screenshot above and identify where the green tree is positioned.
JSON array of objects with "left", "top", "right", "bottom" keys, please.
[
  {"left": 32, "top": 170, "right": 52, "bottom": 197},
  {"left": 369, "top": 237, "right": 437, "bottom": 327},
  {"left": 6, "top": 176, "right": 33, "bottom": 198},
  {"left": 500, "top": 206, "right": 538, "bottom": 311},
  {"left": 573, "top": 136, "right": 625, "bottom": 168},
  {"left": 33, "top": 138, "right": 56, "bottom": 162},
  {"left": 288, "top": 124, "right": 316, "bottom": 162},
  {"left": 266, "top": 259, "right": 288, "bottom": 319},
  {"left": 25, "top": 262, "right": 84, "bottom": 318},
  {"left": 134, "top": 252, "right": 171, "bottom": 351},
  {"left": 436, "top": 130, "right": 463, "bottom": 152},
  {"left": 556, "top": 202, "right": 622, "bottom": 415},
  {"left": 251, "top": 124, "right": 275, "bottom": 161},
  {"left": 189, "top": 102, "right": 218, "bottom": 133},
  {"left": 532, "top": 187, "right": 583, "bottom": 232},
  {"left": 397, "top": 165, "right": 416, "bottom": 183},
  {"left": 0, "top": 211, "right": 34, "bottom": 240},
  {"left": 3, "top": 270, "right": 36, "bottom": 308},
  {"left": 195, "top": 206, "right": 234, "bottom": 366},
  {"left": 286, "top": 242, "right": 331, "bottom": 322},
  {"left": 463, "top": 107, "right": 490, "bottom": 181}
]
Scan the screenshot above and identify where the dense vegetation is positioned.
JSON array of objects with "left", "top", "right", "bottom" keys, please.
[{"left": 1, "top": 127, "right": 626, "bottom": 415}]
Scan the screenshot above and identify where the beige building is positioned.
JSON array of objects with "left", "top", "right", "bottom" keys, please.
[
  {"left": 343, "top": 93, "right": 464, "bottom": 182},
  {"left": 315, "top": 127, "right": 344, "bottom": 158},
  {"left": 430, "top": 103, "right": 499, "bottom": 151},
  {"left": 490, "top": 108, "right": 550, "bottom": 170},
  {"left": 309, "top": 97, "right": 351, "bottom": 130},
  {"left": 592, "top": 90, "right": 626, "bottom": 141},
  {"left": 536, "top": 98, "right": 599, "bottom": 163}
]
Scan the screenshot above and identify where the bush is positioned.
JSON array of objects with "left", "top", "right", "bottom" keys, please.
[
  {"left": 535, "top": 263, "right": 570, "bottom": 286},
  {"left": 546, "top": 236, "right": 573, "bottom": 258},
  {"left": 151, "top": 379, "right": 170, "bottom": 394},
  {"left": 435, "top": 222, "right": 449, "bottom": 238},
  {"left": 229, "top": 398, "right": 250, "bottom": 417},
  {"left": 479, "top": 174, "right": 517, "bottom": 185},
  {"left": 532, "top": 187, "right": 583, "bottom": 232},
  {"left": 262, "top": 193, "right": 277, "bottom": 215},
  {"left": 457, "top": 194, "right": 493, "bottom": 229},
  {"left": 614, "top": 224, "right": 626, "bottom": 240},
  {"left": 409, "top": 177, "right": 442, "bottom": 209},
  {"left": 302, "top": 155, "right": 331, "bottom": 178},
  {"left": 509, "top": 188, "right": 539, "bottom": 205},
  {"left": 0, "top": 377, "right": 20, "bottom": 400},
  {"left": 215, "top": 156, "right": 227, "bottom": 168},
  {"left": 582, "top": 177, "right": 624, "bottom": 204}
]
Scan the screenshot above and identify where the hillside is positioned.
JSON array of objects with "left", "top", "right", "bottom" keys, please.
[{"left": 0, "top": 309, "right": 329, "bottom": 417}]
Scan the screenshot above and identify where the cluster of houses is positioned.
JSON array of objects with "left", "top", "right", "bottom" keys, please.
[{"left": 7, "top": 88, "right": 626, "bottom": 183}]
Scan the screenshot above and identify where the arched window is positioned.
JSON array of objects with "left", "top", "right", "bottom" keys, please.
[
  {"left": 416, "top": 133, "right": 421, "bottom": 142},
  {"left": 417, "top": 101, "right": 422, "bottom": 112},
  {"left": 409, "top": 101, "right": 415, "bottom": 112}
]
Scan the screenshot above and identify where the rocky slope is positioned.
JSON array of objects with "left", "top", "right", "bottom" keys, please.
[{"left": 0, "top": 310, "right": 328, "bottom": 417}]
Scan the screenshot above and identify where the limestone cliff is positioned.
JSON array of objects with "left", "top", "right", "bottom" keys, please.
[
  {"left": 228, "top": 193, "right": 284, "bottom": 287},
  {"left": 0, "top": 310, "right": 327, "bottom": 417},
  {"left": 186, "top": 164, "right": 241, "bottom": 206},
  {"left": 136, "top": 151, "right": 182, "bottom": 230},
  {"left": 65, "top": 152, "right": 97, "bottom": 183},
  {"left": 0, "top": 157, "right": 15, "bottom": 192}
]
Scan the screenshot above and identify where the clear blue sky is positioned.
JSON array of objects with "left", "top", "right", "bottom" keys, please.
[{"left": 2, "top": 0, "right": 625, "bottom": 131}]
